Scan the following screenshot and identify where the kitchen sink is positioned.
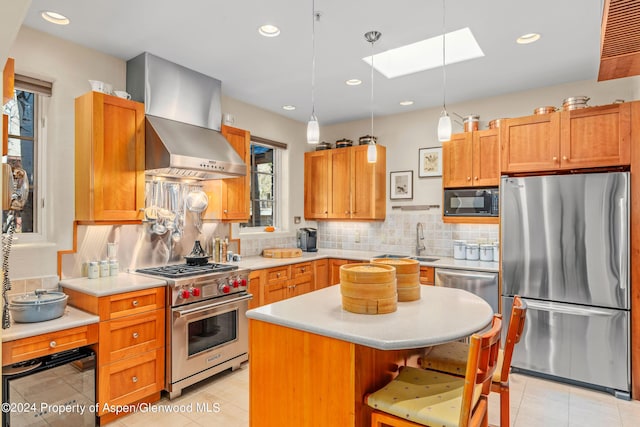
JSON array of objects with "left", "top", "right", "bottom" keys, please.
[
  {"left": 372, "top": 254, "right": 439, "bottom": 263},
  {"left": 372, "top": 254, "right": 410, "bottom": 259},
  {"left": 410, "top": 256, "right": 439, "bottom": 263}
]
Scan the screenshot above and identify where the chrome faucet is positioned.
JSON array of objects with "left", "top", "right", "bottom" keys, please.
[{"left": 416, "top": 222, "right": 425, "bottom": 256}]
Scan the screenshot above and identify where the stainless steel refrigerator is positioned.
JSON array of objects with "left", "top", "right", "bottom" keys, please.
[{"left": 501, "top": 172, "right": 630, "bottom": 398}]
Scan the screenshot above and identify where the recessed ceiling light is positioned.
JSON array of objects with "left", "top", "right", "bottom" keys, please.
[
  {"left": 399, "top": 100, "right": 414, "bottom": 106},
  {"left": 516, "top": 33, "right": 541, "bottom": 44},
  {"left": 346, "top": 79, "right": 362, "bottom": 86},
  {"left": 41, "top": 11, "right": 70, "bottom": 25},
  {"left": 362, "top": 27, "right": 484, "bottom": 79},
  {"left": 259, "top": 24, "right": 281, "bottom": 37},
  {"left": 282, "top": 105, "right": 296, "bottom": 111}
]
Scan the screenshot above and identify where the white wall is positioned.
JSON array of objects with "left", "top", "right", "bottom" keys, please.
[
  {"left": 321, "top": 76, "right": 640, "bottom": 208},
  {"left": 6, "top": 27, "right": 307, "bottom": 278}
]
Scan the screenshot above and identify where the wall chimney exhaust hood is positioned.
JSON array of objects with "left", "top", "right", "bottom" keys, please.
[{"left": 126, "top": 52, "right": 246, "bottom": 179}]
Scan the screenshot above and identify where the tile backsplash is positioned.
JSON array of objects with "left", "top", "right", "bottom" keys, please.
[
  {"left": 316, "top": 210, "right": 498, "bottom": 257},
  {"left": 6, "top": 275, "right": 59, "bottom": 297}
]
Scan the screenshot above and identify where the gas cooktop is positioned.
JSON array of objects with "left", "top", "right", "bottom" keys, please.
[{"left": 136, "top": 263, "right": 238, "bottom": 279}]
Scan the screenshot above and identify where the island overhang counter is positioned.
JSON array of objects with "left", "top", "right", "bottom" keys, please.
[{"left": 246, "top": 285, "right": 493, "bottom": 426}]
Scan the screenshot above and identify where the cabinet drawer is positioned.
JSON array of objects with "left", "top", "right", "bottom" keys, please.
[
  {"left": 292, "top": 262, "right": 312, "bottom": 279},
  {"left": 98, "top": 347, "right": 164, "bottom": 415},
  {"left": 2, "top": 323, "right": 99, "bottom": 366},
  {"left": 103, "top": 287, "right": 165, "bottom": 320},
  {"left": 99, "top": 308, "right": 164, "bottom": 364},
  {"left": 420, "top": 266, "right": 435, "bottom": 286},
  {"left": 267, "top": 266, "right": 290, "bottom": 284}
]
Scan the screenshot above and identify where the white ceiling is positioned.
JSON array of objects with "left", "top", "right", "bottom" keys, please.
[{"left": 21, "top": 0, "right": 603, "bottom": 125}]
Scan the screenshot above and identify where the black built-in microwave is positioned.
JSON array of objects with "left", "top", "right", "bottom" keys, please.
[{"left": 443, "top": 187, "right": 499, "bottom": 217}]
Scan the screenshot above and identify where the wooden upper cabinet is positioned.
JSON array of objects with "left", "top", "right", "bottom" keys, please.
[
  {"left": 500, "top": 112, "right": 561, "bottom": 173},
  {"left": 351, "top": 145, "right": 386, "bottom": 220},
  {"left": 328, "top": 148, "right": 352, "bottom": 218},
  {"left": 305, "top": 145, "right": 386, "bottom": 220},
  {"left": 75, "top": 91, "right": 145, "bottom": 221},
  {"left": 304, "top": 150, "right": 329, "bottom": 218},
  {"left": 501, "top": 103, "right": 631, "bottom": 174},
  {"left": 3, "top": 57, "right": 14, "bottom": 105},
  {"left": 221, "top": 125, "right": 250, "bottom": 221},
  {"left": 443, "top": 129, "right": 499, "bottom": 188},
  {"left": 442, "top": 133, "right": 473, "bottom": 187},
  {"left": 202, "top": 125, "right": 250, "bottom": 222},
  {"left": 559, "top": 103, "right": 630, "bottom": 169}
]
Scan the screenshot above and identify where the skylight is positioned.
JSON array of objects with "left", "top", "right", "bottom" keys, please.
[{"left": 363, "top": 27, "right": 484, "bottom": 79}]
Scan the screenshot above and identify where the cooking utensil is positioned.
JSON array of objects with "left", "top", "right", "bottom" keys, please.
[
  {"left": 462, "top": 115, "right": 480, "bottom": 132},
  {"left": 562, "top": 96, "right": 590, "bottom": 111},
  {"left": 335, "top": 138, "right": 353, "bottom": 148},
  {"left": 8, "top": 289, "right": 68, "bottom": 323},
  {"left": 358, "top": 135, "right": 377, "bottom": 145},
  {"left": 533, "top": 106, "right": 557, "bottom": 115},
  {"left": 185, "top": 240, "right": 210, "bottom": 265},
  {"left": 488, "top": 118, "right": 507, "bottom": 129},
  {"left": 315, "top": 141, "right": 332, "bottom": 151},
  {"left": 186, "top": 187, "right": 208, "bottom": 232}
]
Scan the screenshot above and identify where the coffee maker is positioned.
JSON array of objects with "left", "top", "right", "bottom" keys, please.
[{"left": 297, "top": 228, "right": 318, "bottom": 252}]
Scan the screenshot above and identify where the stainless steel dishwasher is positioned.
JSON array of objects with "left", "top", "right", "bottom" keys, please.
[{"left": 435, "top": 268, "right": 499, "bottom": 313}]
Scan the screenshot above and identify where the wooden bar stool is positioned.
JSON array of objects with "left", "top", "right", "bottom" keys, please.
[
  {"left": 419, "top": 296, "right": 527, "bottom": 426},
  {"left": 365, "top": 314, "right": 503, "bottom": 427}
]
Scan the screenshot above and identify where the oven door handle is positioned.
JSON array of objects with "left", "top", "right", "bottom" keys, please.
[{"left": 173, "top": 294, "right": 253, "bottom": 318}]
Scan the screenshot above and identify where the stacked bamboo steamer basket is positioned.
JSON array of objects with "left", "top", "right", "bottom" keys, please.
[
  {"left": 371, "top": 258, "right": 421, "bottom": 301},
  {"left": 340, "top": 263, "right": 397, "bottom": 314}
]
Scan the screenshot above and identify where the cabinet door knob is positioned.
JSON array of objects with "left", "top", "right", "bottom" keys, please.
[
  {"left": 474, "top": 176, "right": 478, "bottom": 180},
  {"left": 301, "top": 267, "right": 305, "bottom": 273},
  {"left": 49, "top": 341, "right": 57, "bottom": 348},
  {"left": 132, "top": 300, "right": 139, "bottom": 307},
  {"left": 223, "top": 209, "right": 228, "bottom": 214},
  {"left": 552, "top": 156, "right": 558, "bottom": 161},
  {"left": 345, "top": 211, "right": 349, "bottom": 214},
  {"left": 467, "top": 176, "right": 471, "bottom": 181},
  {"left": 562, "top": 156, "right": 568, "bottom": 161},
  {"left": 132, "top": 332, "right": 139, "bottom": 339},
  {"left": 132, "top": 376, "right": 138, "bottom": 383},
  {"left": 276, "top": 272, "right": 280, "bottom": 278},
  {"left": 324, "top": 211, "right": 328, "bottom": 214}
]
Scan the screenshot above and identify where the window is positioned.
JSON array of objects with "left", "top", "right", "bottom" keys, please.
[
  {"left": 3, "top": 89, "right": 38, "bottom": 234},
  {"left": 242, "top": 142, "right": 278, "bottom": 228},
  {"left": 2, "top": 75, "right": 51, "bottom": 238}
]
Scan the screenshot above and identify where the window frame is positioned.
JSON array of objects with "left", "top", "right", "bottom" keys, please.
[
  {"left": 2, "top": 89, "right": 47, "bottom": 243},
  {"left": 239, "top": 140, "right": 282, "bottom": 233}
]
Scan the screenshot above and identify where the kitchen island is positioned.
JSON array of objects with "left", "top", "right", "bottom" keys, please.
[{"left": 246, "top": 285, "right": 493, "bottom": 427}]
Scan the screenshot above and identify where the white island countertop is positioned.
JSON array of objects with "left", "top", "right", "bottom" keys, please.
[
  {"left": 60, "top": 273, "right": 167, "bottom": 296},
  {"left": 246, "top": 285, "right": 493, "bottom": 351},
  {"left": 2, "top": 306, "right": 99, "bottom": 342}
]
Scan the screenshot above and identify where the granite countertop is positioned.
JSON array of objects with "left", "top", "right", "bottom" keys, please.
[
  {"left": 246, "top": 285, "right": 494, "bottom": 350},
  {"left": 60, "top": 272, "right": 167, "bottom": 297},
  {"left": 234, "top": 248, "right": 499, "bottom": 273},
  {"left": 2, "top": 306, "right": 99, "bottom": 342}
]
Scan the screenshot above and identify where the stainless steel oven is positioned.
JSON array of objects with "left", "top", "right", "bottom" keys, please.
[{"left": 135, "top": 263, "right": 251, "bottom": 399}]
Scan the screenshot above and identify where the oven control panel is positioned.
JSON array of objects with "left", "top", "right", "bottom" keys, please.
[{"left": 172, "top": 270, "right": 250, "bottom": 306}]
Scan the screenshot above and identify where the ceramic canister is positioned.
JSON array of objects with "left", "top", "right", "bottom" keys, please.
[
  {"left": 465, "top": 243, "right": 480, "bottom": 260},
  {"left": 480, "top": 244, "right": 494, "bottom": 261},
  {"left": 453, "top": 240, "right": 467, "bottom": 260}
]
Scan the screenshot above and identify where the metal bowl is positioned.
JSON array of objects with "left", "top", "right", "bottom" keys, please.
[{"left": 533, "top": 106, "right": 557, "bottom": 115}]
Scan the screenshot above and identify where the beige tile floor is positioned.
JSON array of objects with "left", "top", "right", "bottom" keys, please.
[{"left": 112, "top": 364, "right": 640, "bottom": 427}]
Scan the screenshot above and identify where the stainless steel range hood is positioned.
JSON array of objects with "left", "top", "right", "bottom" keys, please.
[{"left": 126, "top": 52, "right": 246, "bottom": 180}]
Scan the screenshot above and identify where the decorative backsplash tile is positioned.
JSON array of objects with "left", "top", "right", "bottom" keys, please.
[
  {"left": 240, "top": 235, "right": 297, "bottom": 256},
  {"left": 316, "top": 211, "right": 498, "bottom": 257},
  {"left": 6, "top": 275, "right": 59, "bottom": 296}
]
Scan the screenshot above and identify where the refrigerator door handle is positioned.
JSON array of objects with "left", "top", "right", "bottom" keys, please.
[
  {"left": 619, "top": 197, "right": 628, "bottom": 291},
  {"left": 524, "top": 299, "right": 622, "bottom": 317}
]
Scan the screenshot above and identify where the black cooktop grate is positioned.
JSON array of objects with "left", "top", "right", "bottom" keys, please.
[{"left": 136, "top": 263, "right": 238, "bottom": 278}]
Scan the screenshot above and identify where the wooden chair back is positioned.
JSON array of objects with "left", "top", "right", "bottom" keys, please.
[
  {"left": 498, "top": 296, "right": 527, "bottom": 382},
  {"left": 459, "top": 314, "right": 503, "bottom": 426}
]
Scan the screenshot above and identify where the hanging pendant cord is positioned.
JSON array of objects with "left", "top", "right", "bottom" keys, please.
[
  {"left": 311, "top": 0, "right": 316, "bottom": 118},
  {"left": 370, "top": 40, "right": 375, "bottom": 136},
  {"left": 442, "top": 0, "right": 446, "bottom": 112}
]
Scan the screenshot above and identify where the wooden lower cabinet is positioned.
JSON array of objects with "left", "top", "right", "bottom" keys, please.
[
  {"left": 419, "top": 266, "right": 435, "bottom": 286},
  {"left": 64, "top": 286, "right": 165, "bottom": 422},
  {"left": 2, "top": 323, "right": 99, "bottom": 366},
  {"left": 313, "top": 259, "right": 330, "bottom": 289},
  {"left": 248, "top": 270, "right": 263, "bottom": 310}
]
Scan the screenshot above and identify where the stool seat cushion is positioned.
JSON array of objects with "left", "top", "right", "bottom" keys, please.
[
  {"left": 366, "top": 366, "right": 482, "bottom": 427},
  {"left": 422, "top": 344, "right": 505, "bottom": 383}
]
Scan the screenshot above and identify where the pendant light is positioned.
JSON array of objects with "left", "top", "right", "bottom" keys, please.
[
  {"left": 365, "top": 30, "right": 381, "bottom": 163},
  {"left": 437, "top": 0, "right": 452, "bottom": 142},
  {"left": 307, "top": 0, "right": 320, "bottom": 144}
]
